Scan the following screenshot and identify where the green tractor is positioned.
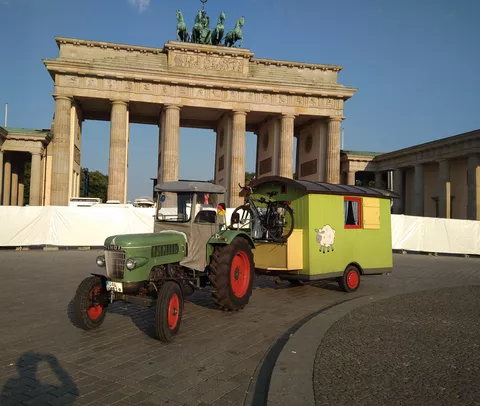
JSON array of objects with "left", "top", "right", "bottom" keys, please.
[{"left": 72, "top": 181, "right": 255, "bottom": 342}]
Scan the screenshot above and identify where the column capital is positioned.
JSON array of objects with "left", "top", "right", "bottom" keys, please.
[
  {"left": 328, "top": 116, "right": 344, "bottom": 122},
  {"left": 232, "top": 110, "right": 248, "bottom": 116},
  {"left": 53, "top": 95, "right": 72, "bottom": 102},
  {"left": 281, "top": 113, "right": 296, "bottom": 120},
  {"left": 164, "top": 104, "right": 182, "bottom": 111},
  {"left": 111, "top": 100, "right": 129, "bottom": 107}
]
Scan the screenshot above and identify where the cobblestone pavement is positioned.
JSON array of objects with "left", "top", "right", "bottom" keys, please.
[
  {"left": 0, "top": 250, "right": 479, "bottom": 406},
  {"left": 313, "top": 286, "right": 480, "bottom": 406}
]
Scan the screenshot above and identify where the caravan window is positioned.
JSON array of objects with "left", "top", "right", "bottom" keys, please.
[{"left": 344, "top": 197, "right": 362, "bottom": 229}]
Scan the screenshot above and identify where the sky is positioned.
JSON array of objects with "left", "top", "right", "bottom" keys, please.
[{"left": 0, "top": 0, "right": 479, "bottom": 201}]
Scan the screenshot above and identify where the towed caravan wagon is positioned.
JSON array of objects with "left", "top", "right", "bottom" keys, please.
[{"left": 239, "top": 176, "right": 398, "bottom": 291}]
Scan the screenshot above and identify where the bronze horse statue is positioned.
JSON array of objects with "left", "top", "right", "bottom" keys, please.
[
  {"left": 224, "top": 16, "right": 244, "bottom": 47},
  {"left": 176, "top": 10, "right": 189, "bottom": 42},
  {"left": 211, "top": 12, "right": 226, "bottom": 46}
]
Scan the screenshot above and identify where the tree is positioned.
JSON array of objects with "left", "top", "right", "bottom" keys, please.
[
  {"left": 245, "top": 172, "right": 256, "bottom": 185},
  {"left": 79, "top": 168, "right": 108, "bottom": 202}
]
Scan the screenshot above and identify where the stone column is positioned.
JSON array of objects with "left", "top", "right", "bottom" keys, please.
[
  {"left": 295, "top": 134, "right": 300, "bottom": 179},
  {"left": 229, "top": 110, "right": 247, "bottom": 208},
  {"left": 392, "top": 169, "right": 404, "bottom": 214},
  {"left": 107, "top": 100, "right": 129, "bottom": 203},
  {"left": 0, "top": 150, "right": 3, "bottom": 204},
  {"left": 10, "top": 159, "right": 18, "bottom": 206},
  {"left": 347, "top": 171, "right": 356, "bottom": 185},
  {"left": 438, "top": 159, "right": 450, "bottom": 218},
  {"left": 157, "top": 108, "right": 166, "bottom": 184},
  {"left": 30, "top": 152, "right": 42, "bottom": 206},
  {"left": 163, "top": 105, "right": 180, "bottom": 182},
  {"left": 326, "top": 117, "right": 342, "bottom": 184},
  {"left": 413, "top": 164, "right": 424, "bottom": 216},
  {"left": 162, "top": 105, "right": 181, "bottom": 207},
  {"left": 467, "top": 154, "right": 480, "bottom": 220},
  {"left": 254, "top": 131, "right": 259, "bottom": 178},
  {"left": 279, "top": 114, "right": 295, "bottom": 178},
  {"left": 18, "top": 159, "right": 25, "bottom": 206},
  {"left": 3, "top": 154, "right": 11, "bottom": 205},
  {"left": 50, "top": 95, "right": 72, "bottom": 206},
  {"left": 374, "top": 172, "right": 383, "bottom": 188}
]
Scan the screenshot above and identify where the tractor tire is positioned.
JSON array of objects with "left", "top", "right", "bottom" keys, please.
[
  {"left": 209, "top": 237, "right": 254, "bottom": 311},
  {"left": 155, "top": 281, "right": 184, "bottom": 343},
  {"left": 338, "top": 265, "right": 361, "bottom": 293},
  {"left": 73, "top": 276, "right": 107, "bottom": 330}
]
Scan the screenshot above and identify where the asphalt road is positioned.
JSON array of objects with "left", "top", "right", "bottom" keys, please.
[{"left": 313, "top": 286, "right": 480, "bottom": 406}]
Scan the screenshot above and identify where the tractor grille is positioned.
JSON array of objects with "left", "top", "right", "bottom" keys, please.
[{"left": 105, "top": 250, "right": 125, "bottom": 279}]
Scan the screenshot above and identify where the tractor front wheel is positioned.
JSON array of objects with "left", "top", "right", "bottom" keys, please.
[
  {"left": 209, "top": 237, "right": 254, "bottom": 311},
  {"left": 155, "top": 281, "right": 184, "bottom": 343},
  {"left": 73, "top": 276, "right": 107, "bottom": 330}
]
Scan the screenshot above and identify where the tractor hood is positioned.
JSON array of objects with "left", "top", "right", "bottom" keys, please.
[{"left": 104, "top": 232, "right": 186, "bottom": 249}]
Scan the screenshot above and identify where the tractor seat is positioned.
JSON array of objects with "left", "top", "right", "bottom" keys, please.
[{"left": 194, "top": 210, "right": 217, "bottom": 224}]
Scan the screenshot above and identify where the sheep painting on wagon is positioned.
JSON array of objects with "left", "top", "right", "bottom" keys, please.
[
  {"left": 314, "top": 225, "right": 336, "bottom": 253},
  {"left": 247, "top": 176, "right": 399, "bottom": 292}
]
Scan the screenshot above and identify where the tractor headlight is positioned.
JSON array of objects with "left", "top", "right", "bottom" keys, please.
[
  {"left": 96, "top": 256, "right": 105, "bottom": 267},
  {"left": 126, "top": 258, "right": 137, "bottom": 271}
]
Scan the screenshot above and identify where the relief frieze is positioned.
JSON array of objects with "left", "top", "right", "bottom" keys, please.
[
  {"left": 86, "top": 78, "right": 98, "bottom": 88},
  {"left": 172, "top": 53, "right": 244, "bottom": 74},
  {"left": 103, "top": 79, "right": 117, "bottom": 90},
  {"left": 58, "top": 74, "right": 342, "bottom": 113}
]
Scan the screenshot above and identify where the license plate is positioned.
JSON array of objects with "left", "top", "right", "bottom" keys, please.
[{"left": 106, "top": 281, "right": 123, "bottom": 293}]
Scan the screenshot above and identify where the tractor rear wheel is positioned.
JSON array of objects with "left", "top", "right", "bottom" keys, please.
[
  {"left": 209, "top": 237, "right": 254, "bottom": 311},
  {"left": 155, "top": 281, "right": 184, "bottom": 343}
]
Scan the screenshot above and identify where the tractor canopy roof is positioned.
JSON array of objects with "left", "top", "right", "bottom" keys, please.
[
  {"left": 248, "top": 176, "right": 400, "bottom": 199},
  {"left": 154, "top": 180, "right": 225, "bottom": 194}
]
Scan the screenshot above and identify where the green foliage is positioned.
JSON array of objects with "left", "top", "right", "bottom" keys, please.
[
  {"left": 79, "top": 168, "right": 108, "bottom": 202},
  {"left": 245, "top": 172, "right": 255, "bottom": 185}
]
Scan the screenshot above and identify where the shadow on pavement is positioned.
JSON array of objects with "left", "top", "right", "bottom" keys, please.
[{"left": 1, "top": 352, "right": 79, "bottom": 405}]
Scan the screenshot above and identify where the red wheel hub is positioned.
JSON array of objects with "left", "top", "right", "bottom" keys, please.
[
  {"left": 346, "top": 269, "right": 359, "bottom": 289},
  {"left": 168, "top": 294, "right": 180, "bottom": 330},
  {"left": 230, "top": 251, "right": 250, "bottom": 298},
  {"left": 87, "top": 286, "right": 103, "bottom": 320}
]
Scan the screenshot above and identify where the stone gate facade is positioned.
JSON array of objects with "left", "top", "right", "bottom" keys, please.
[{"left": 42, "top": 37, "right": 356, "bottom": 207}]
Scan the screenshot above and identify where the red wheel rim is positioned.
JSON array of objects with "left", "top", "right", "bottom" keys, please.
[
  {"left": 87, "top": 286, "right": 103, "bottom": 320},
  {"left": 168, "top": 293, "right": 180, "bottom": 330},
  {"left": 230, "top": 251, "right": 250, "bottom": 298},
  {"left": 346, "top": 269, "right": 359, "bottom": 289}
]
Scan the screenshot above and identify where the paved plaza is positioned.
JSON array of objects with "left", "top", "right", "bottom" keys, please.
[{"left": 0, "top": 250, "right": 479, "bottom": 406}]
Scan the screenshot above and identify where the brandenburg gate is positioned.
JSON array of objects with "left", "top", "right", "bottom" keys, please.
[{"left": 42, "top": 8, "right": 356, "bottom": 207}]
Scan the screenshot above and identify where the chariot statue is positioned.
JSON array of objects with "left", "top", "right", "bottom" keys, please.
[{"left": 175, "top": 0, "right": 245, "bottom": 48}]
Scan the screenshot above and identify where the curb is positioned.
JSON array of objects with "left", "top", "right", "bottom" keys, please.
[{"left": 265, "top": 286, "right": 424, "bottom": 406}]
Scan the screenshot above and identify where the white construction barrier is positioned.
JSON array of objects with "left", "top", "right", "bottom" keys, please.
[
  {"left": 391, "top": 214, "right": 480, "bottom": 255},
  {"left": 0, "top": 207, "right": 479, "bottom": 255},
  {"left": 0, "top": 206, "right": 155, "bottom": 247}
]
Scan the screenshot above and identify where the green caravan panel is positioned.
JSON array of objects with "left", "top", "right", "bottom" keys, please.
[{"left": 307, "top": 194, "right": 393, "bottom": 276}]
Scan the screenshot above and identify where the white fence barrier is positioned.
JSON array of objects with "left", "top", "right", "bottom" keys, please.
[
  {"left": 391, "top": 214, "right": 480, "bottom": 255},
  {"left": 0, "top": 207, "right": 478, "bottom": 255}
]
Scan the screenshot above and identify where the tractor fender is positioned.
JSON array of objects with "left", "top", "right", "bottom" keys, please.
[{"left": 206, "top": 230, "right": 255, "bottom": 265}]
